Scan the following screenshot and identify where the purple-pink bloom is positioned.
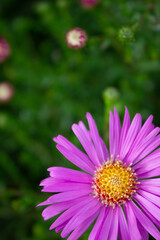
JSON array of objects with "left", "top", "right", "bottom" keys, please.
[
  {"left": 66, "top": 28, "right": 87, "bottom": 49},
  {"left": 80, "top": 0, "right": 99, "bottom": 8},
  {"left": 37, "top": 107, "right": 160, "bottom": 240},
  {"left": 0, "top": 38, "right": 10, "bottom": 62}
]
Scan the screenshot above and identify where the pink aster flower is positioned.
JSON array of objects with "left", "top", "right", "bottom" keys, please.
[
  {"left": 80, "top": 0, "right": 99, "bottom": 8},
  {"left": 0, "top": 38, "right": 10, "bottom": 62},
  {"left": 0, "top": 82, "right": 14, "bottom": 103},
  {"left": 66, "top": 28, "right": 87, "bottom": 49},
  {"left": 37, "top": 107, "right": 160, "bottom": 240}
]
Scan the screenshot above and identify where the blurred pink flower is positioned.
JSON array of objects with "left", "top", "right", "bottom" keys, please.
[
  {"left": 80, "top": 0, "right": 99, "bottom": 8},
  {"left": 0, "top": 38, "right": 10, "bottom": 62},
  {"left": 66, "top": 28, "right": 87, "bottom": 49},
  {"left": 0, "top": 82, "right": 14, "bottom": 103}
]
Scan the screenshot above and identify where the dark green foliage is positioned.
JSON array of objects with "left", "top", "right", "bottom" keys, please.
[{"left": 0, "top": 0, "right": 159, "bottom": 239}]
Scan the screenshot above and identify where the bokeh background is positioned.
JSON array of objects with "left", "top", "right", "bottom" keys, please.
[{"left": 1, "top": 0, "right": 160, "bottom": 239}]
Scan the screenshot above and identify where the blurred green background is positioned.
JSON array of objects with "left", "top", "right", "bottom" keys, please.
[{"left": 0, "top": 0, "right": 160, "bottom": 239}]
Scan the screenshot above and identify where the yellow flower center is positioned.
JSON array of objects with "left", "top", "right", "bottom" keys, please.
[{"left": 92, "top": 158, "right": 138, "bottom": 207}]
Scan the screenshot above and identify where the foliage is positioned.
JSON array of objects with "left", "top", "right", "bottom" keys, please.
[{"left": 0, "top": 0, "right": 160, "bottom": 239}]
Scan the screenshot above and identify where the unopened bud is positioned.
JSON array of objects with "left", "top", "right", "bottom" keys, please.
[{"left": 66, "top": 28, "right": 87, "bottom": 49}]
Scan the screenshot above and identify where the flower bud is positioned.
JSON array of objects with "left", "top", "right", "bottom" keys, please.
[
  {"left": 80, "top": 0, "right": 99, "bottom": 8},
  {"left": 66, "top": 28, "right": 87, "bottom": 49},
  {"left": 0, "top": 38, "right": 10, "bottom": 62},
  {"left": 0, "top": 82, "right": 14, "bottom": 103},
  {"left": 118, "top": 27, "right": 134, "bottom": 43}
]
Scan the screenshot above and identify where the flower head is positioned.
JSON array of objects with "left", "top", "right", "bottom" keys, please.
[
  {"left": 80, "top": 0, "right": 99, "bottom": 8},
  {"left": 118, "top": 26, "right": 134, "bottom": 43},
  {"left": 66, "top": 28, "right": 87, "bottom": 49},
  {"left": 0, "top": 82, "right": 14, "bottom": 103},
  {"left": 37, "top": 108, "right": 160, "bottom": 240},
  {"left": 0, "top": 38, "right": 10, "bottom": 62}
]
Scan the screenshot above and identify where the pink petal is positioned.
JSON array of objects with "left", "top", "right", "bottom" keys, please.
[
  {"left": 66, "top": 212, "right": 99, "bottom": 240},
  {"left": 109, "top": 108, "right": 121, "bottom": 159},
  {"left": 39, "top": 177, "right": 66, "bottom": 186},
  {"left": 120, "top": 113, "right": 142, "bottom": 162},
  {"left": 138, "top": 223, "right": 149, "bottom": 240},
  {"left": 53, "top": 135, "right": 94, "bottom": 169},
  {"left": 109, "top": 110, "right": 114, "bottom": 157},
  {"left": 49, "top": 196, "right": 93, "bottom": 230},
  {"left": 55, "top": 221, "right": 68, "bottom": 233},
  {"left": 126, "top": 127, "right": 160, "bottom": 165},
  {"left": 138, "top": 167, "right": 160, "bottom": 179},
  {"left": 133, "top": 135, "right": 160, "bottom": 165},
  {"left": 61, "top": 199, "right": 101, "bottom": 237},
  {"left": 119, "top": 106, "right": 130, "bottom": 157},
  {"left": 47, "top": 167, "right": 93, "bottom": 183},
  {"left": 139, "top": 179, "right": 160, "bottom": 187},
  {"left": 139, "top": 185, "right": 160, "bottom": 196},
  {"left": 78, "top": 120, "right": 91, "bottom": 141},
  {"left": 56, "top": 144, "right": 94, "bottom": 174},
  {"left": 98, "top": 207, "right": 113, "bottom": 240},
  {"left": 42, "top": 182, "right": 91, "bottom": 192},
  {"left": 137, "top": 203, "right": 160, "bottom": 229},
  {"left": 134, "top": 148, "right": 160, "bottom": 174},
  {"left": 108, "top": 206, "right": 119, "bottom": 240},
  {"left": 118, "top": 206, "right": 130, "bottom": 240},
  {"left": 129, "top": 201, "right": 160, "bottom": 240},
  {"left": 88, "top": 206, "right": 106, "bottom": 240},
  {"left": 100, "top": 137, "right": 109, "bottom": 159},
  {"left": 37, "top": 188, "right": 92, "bottom": 207},
  {"left": 136, "top": 158, "right": 160, "bottom": 175},
  {"left": 124, "top": 201, "right": 141, "bottom": 240},
  {"left": 125, "top": 115, "right": 153, "bottom": 162},
  {"left": 113, "top": 107, "right": 121, "bottom": 157},
  {"left": 135, "top": 115, "right": 153, "bottom": 140},
  {"left": 138, "top": 189, "right": 160, "bottom": 208},
  {"left": 42, "top": 198, "right": 80, "bottom": 220},
  {"left": 86, "top": 112, "right": 108, "bottom": 163},
  {"left": 133, "top": 148, "right": 160, "bottom": 170},
  {"left": 72, "top": 123, "right": 101, "bottom": 167},
  {"left": 134, "top": 194, "right": 160, "bottom": 221}
]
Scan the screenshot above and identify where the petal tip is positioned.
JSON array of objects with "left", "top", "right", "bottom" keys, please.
[
  {"left": 86, "top": 112, "right": 92, "bottom": 119},
  {"left": 36, "top": 202, "right": 43, "bottom": 208},
  {"left": 53, "top": 137, "right": 58, "bottom": 142}
]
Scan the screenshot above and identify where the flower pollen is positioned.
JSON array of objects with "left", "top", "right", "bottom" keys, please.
[{"left": 92, "top": 157, "right": 138, "bottom": 208}]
